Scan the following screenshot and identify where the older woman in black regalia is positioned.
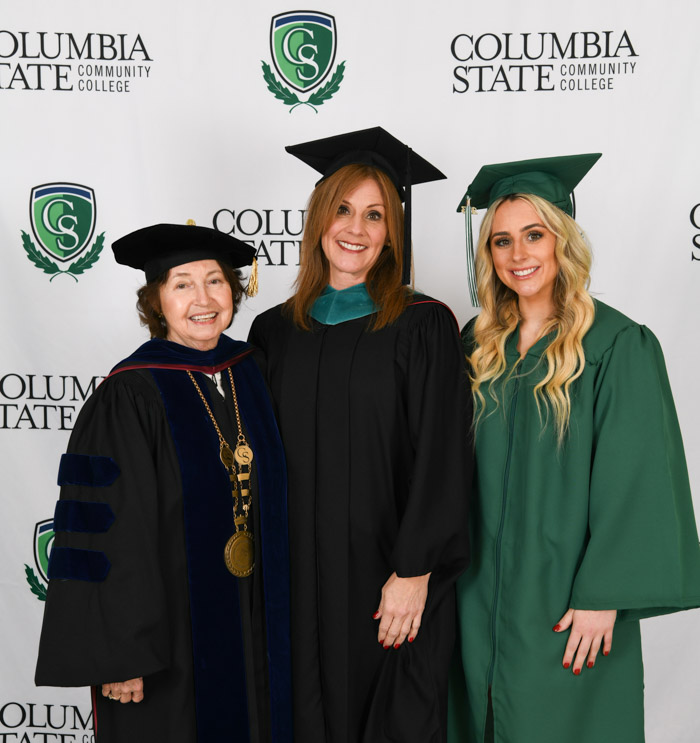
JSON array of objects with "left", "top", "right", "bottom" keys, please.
[
  {"left": 35, "top": 224, "right": 291, "bottom": 743},
  {"left": 249, "top": 127, "right": 472, "bottom": 743}
]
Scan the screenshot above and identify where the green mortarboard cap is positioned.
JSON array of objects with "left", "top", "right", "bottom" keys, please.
[
  {"left": 286, "top": 126, "right": 446, "bottom": 284},
  {"left": 457, "top": 153, "right": 602, "bottom": 216},
  {"left": 112, "top": 223, "right": 256, "bottom": 283},
  {"left": 456, "top": 153, "right": 602, "bottom": 307}
]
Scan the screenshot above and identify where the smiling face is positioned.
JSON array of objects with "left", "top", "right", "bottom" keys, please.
[
  {"left": 320, "top": 178, "right": 388, "bottom": 289},
  {"left": 489, "top": 198, "right": 559, "bottom": 310},
  {"left": 159, "top": 259, "right": 233, "bottom": 351}
]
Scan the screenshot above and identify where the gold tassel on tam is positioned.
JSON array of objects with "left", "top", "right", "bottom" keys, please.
[{"left": 245, "top": 257, "right": 259, "bottom": 297}]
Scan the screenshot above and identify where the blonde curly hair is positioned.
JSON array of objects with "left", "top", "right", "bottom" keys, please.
[{"left": 469, "top": 193, "right": 595, "bottom": 443}]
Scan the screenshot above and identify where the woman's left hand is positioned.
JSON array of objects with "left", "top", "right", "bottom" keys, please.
[
  {"left": 374, "top": 572, "right": 431, "bottom": 649},
  {"left": 554, "top": 608, "right": 617, "bottom": 674}
]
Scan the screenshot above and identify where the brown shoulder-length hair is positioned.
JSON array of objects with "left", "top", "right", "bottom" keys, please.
[
  {"left": 136, "top": 261, "right": 245, "bottom": 339},
  {"left": 286, "top": 163, "right": 410, "bottom": 330}
]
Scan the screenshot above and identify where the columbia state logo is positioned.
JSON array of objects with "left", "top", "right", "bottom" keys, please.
[
  {"left": 25, "top": 518, "right": 54, "bottom": 601},
  {"left": 262, "top": 11, "right": 345, "bottom": 112},
  {"left": 21, "top": 182, "right": 104, "bottom": 281}
]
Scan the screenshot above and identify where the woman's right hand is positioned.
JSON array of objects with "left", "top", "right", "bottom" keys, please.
[
  {"left": 374, "top": 572, "right": 431, "bottom": 649},
  {"left": 101, "top": 677, "right": 144, "bottom": 703}
]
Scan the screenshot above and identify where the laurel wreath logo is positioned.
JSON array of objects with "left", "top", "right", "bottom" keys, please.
[
  {"left": 262, "top": 60, "right": 345, "bottom": 113},
  {"left": 25, "top": 564, "right": 47, "bottom": 601},
  {"left": 22, "top": 231, "right": 105, "bottom": 282}
]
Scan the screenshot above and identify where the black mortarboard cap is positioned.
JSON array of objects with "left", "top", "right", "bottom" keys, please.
[
  {"left": 112, "top": 223, "right": 256, "bottom": 283},
  {"left": 286, "top": 126, "right": 446, "bottom": 284},
  {"left": 456, "top": 153, "right": 601, "bottom": 306}
]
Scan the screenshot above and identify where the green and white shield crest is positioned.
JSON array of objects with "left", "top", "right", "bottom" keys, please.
[
  {"left": 30, "top": 183, "right": 96, "bottom": 263},
  {"left": 270, "top": 12, "right": 337, "bottom": 93},
  {"left": 25, "top": 518, "right": 54, "bottom": 601},
  {"left": 33, "top": 518, "right": 55, "bottom": 583}
]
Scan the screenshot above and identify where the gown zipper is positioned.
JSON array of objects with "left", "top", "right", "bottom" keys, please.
[{"left": 486, "top": 373, "right": 520, "bottom": 695}]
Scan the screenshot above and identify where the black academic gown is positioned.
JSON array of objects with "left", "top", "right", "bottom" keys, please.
[
  {"left": 249, "top": 296, "right": 472, "bottom": 743},
  {"left": 35, "top": 336, "right": 292, "bottom": 743}
]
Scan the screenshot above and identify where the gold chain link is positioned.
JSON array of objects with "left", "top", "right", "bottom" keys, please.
[{"left": 187, "top": 370, "right": 226, "bottom": 446}]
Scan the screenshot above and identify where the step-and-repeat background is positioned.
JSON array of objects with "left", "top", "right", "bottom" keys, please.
[{"left": 2, "top": 1, "right": 698, "bottom": 740}]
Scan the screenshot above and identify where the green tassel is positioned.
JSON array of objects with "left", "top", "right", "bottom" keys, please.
[{"left": 464, "top": 198, "right": 479, "bottom": 307}]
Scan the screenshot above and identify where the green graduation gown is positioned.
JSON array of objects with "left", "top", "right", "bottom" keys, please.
[{"left": 449, "top": 300, "right": 700, "bottom": 743}]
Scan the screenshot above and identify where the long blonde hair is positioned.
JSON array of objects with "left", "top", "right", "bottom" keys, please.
[
  {"left": 470, "top": 193, "right": 595, "bottom": 443},
  {"left": 285, "top": 164, "right": 409, "bottom": 330}
]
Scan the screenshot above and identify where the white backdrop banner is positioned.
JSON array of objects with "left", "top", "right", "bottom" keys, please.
[{"left": 1, "top": 1, "right": 698, "bottom": 740}]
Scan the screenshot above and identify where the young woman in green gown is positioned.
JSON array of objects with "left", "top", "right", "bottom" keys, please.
[{"left": 449, "top": 154, "right": 700, "bottom": 743}]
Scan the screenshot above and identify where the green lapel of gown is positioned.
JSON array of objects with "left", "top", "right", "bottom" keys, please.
[
  {"left": 309, "top": 284, "right": 378, "bottom": 325},
  {"left": 505, "top": 326, "right": 555, "bottom": 369}
]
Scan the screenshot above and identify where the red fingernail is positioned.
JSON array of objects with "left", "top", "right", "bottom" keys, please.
[
  {"left": 587, "top": 661, "right": 594, "bottom": 669},
  {"left": 394, "top": 643, "right": 400, "bottom": 650},
  {"left": 384, "top": 644, "right": 390, "bottom": 650},
  {"left": 408, "top": 637, "right": 414, "bottom": 643},
  {"left": 373, "top": 612, "right": 379, "bottom": 619},
  {"left": 553, "top": 624, "right": 561, "bottom": 632},
  {"left": 603, "top": 650, "right": 609, "bottom": 656},
  {"left": 573, "top": 668, "right": 581, "bottom": 676},
  {"left": 563, "top": 662, "right": 570, "bottom": 669}
]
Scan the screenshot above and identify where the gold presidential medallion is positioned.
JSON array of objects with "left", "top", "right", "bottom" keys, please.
[
  {"left": 224, "top": 531, "right": 254, "bottom": 577},
  {"left": 187, "top": 368, "right": 256, "bottom": 578}
]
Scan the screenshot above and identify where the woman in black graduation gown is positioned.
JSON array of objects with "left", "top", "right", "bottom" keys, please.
[
  {"left": 35, "top": 224, "right": 292, "bottom": 743},
  {"left": 249, "top": 127, "right": 472, "bottom": 743}
]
